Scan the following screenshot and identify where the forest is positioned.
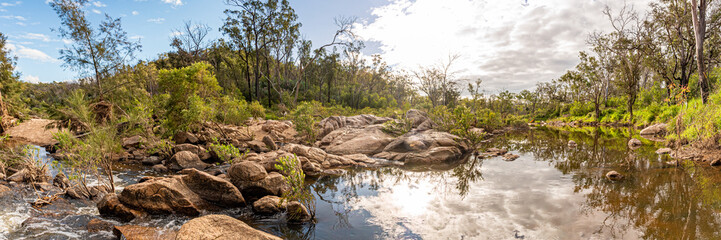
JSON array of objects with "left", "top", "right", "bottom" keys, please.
[{"left": 2, "top": 0, "right": 721, "bottom": 239}]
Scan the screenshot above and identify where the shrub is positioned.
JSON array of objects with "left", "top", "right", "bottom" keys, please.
[
  {"left": 215, "top": 96, "right": 251, "bottom": 126},
  {"left": 430, "top": 105, "right": 487, "bottom": 150},
  {"left": 248, "top": 101, "right": 266, "bottom": 119},
  {"left": 288, "top": 101, "right": 323, "bottom": 143},
  {"left": 274, "top": 154, "right": 315, "bottom": 220},
  {"left": 158, "top": 62, "right": 221, "bottom": 135},
  {"left": 208, "top": 138, "right": 245, "bottom": 164}
]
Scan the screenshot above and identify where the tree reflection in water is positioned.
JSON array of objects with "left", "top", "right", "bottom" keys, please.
[{"left": 254, "top": 126, "right": 721, "bottom": 239}]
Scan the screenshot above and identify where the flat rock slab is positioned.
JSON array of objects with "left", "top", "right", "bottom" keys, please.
[{"left": 7, "top": 119, "right": 59, "bottom": 146}]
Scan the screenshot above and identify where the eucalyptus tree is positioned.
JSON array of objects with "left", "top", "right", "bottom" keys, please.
[
  {"left": 222, "top": 0, "right": 301, "bottom": 104},
  {"left": 690, "top": 0, "right": 711, "bottom": 103},
  {"left": 590, "top": 4, "right": 647, "bottom": 122},
  {"left": 0, "top": 32, "right": 24, "bottom": 131},
  {"left": 50, "top": 0, "right": 141, "bottom": 99},
  {"left": 415, "top": 55, "right": 462, "bottom": 107},
  {"left": 576, "top": 51, "right": 609, "bottom": 122}
]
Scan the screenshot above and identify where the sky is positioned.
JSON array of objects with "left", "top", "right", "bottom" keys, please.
[{"left": 0, "top": 0, "right": 652, "bottom": 92}]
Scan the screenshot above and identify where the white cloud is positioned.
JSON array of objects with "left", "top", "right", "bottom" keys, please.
[
  {"left": 130, "top": 35, "right": 143, "bottom": 40},
  {"left": 169, "top": 31, "right": 182, "bottom": 37},
  {"left": 147, "top": 17, "right": 165, "bottom": 24},
  {"left": 5, "top": 43, "right": 58, "bottom": 63},
  {"left": 161, "top": 0, "right": 182, "bottom": 6},
  {"left": 0, "top": 1, "right": 21, "bottom": 7},
  {"left": 131, "top": 10, "right": 139, "bottom": 15},
  {"left": 21, "top": 75, "right": 39, "bottom": 83},
  {"left": 17, "top": 33, "right": 52, "bottom": 42},
  {"left": 0, "top": 15, "right": 25, "bottom": 21},
  {"left": 357, "top": 0, "right": 652, "bottom": 92},
  {"left": 62, "top": 39, "right": 72, "bottom": 44},
  {"left": 91, "top": 9, "right": 101, "bottom": 14},
  {"left": 92, "top": 1, "right": 106, "bottom": 7}
]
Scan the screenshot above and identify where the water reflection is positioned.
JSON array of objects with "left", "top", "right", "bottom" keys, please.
[{"left": 254, "top": 126, "right": 721, "bottom": 239}]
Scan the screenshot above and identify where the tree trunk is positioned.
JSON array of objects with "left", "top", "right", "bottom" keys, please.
[{"left": 691, "top": 0, "right": 710, "bottom": 103}]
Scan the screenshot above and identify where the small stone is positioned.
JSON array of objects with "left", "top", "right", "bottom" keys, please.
[
  {"left": 286, "top": 201, "right": 312, "bottom": 222},
  {"left": 605, "top": 171, "right": 623, "bottom": 181},
  {"left": 568, "top": 140, "right": 577, "bottom": 147},
  {"left": 655, "top": 148, "right": 672, "bottom": 155},
  {"left": 141, "top": 156, "right": 161, "bottom": 166},
  {"left": 502, "top": 153, "right": 520, "bottom": 161},
  {"left": 628, "top": 138, "right": 642, "bottom": 148},
  {"left": 122, "top": 136, "right": 144, "bottom": 149},
  {"left": 710, "top": 159, "right": 721, "bottom": 167},
  {"left": 53, "top": 172, "right": 70, "bottom": 189},
  {"left": 152, "top": 164, "right": 168, "bottom": 173},
  {"left": 262, "top": 135, "right": 278, "bottom": 151},
  {"left": 174, "top": 131, "right": 199, "bottom": 144}
]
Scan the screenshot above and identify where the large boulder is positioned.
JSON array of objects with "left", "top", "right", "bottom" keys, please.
[
  {"left": 231, "top": 172, "right": 289, "bottom": 201},
  {"left": 318, "top": 124, "right": 394, "bottom": 155},
  {"left": 176, "top": 214, "right": 281, "bottom": 240},
  {"left": 374, "top": 130, "right": 467, "bottom": 164},
  {"left": 281, "top": 143, "right": 357, "bottom": 168},
  {"left": 180, "top": 168, "right": 245, "bottom": 207},
  {"left": 118, "top": 176, "right": 216, "bottom": 216},
  {"left": 97, "top": 193, "right": 147, "bottom": 222},
  {"left": 228, "top": 161, "right": 268, "bottom": 182},
  {"left": 174, "top": 144, "right": 212, "bottom": 161},
  {"left": 113, "top": 225, "right": 177, "bottom": 240},
  {"left": 318, "top": 114, "right": 392, "bottom": 138},
  {"left": 640, "top": 123, "right": 668, "bottom": 136},
  {"left": 168, "top": 151, "right": 210, "bottom": 171},
  {"left": 405, "top": 109, "right": 429, "bottom": 128}
]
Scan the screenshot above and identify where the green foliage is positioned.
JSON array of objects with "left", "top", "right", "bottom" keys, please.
[
  {"left": 248, "top": 101, "right": 266, "bottom": 119},
  {"left": 430, "top": 105, "right": 487, "bottom": 150},
  {"left": 50, "top": 89, "right": 95, "bottom": 132},
  {"left": 214, "top": 96, "right": 252, "bottom": 125},
  {"left": 158, "top": 62, "right": 221, "bottom": 134},
  {"left": 53, "top": 126, "right": 122, "bottom": 191},
  {"left": 382, "top": 116, "right": 413, "bottom": 136},
  {"left": 288, "top": 101, "right": 323, "bottom": 143},
  {"left": 274, "top": 154, "right": 315, "bottom": 219},
  {"left": 208, "top": 138, "right": 245, "bottom": 164}
]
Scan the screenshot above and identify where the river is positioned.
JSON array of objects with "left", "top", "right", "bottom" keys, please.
[{"left": 3, "top": 126, "right": 721, "bottom": 239}]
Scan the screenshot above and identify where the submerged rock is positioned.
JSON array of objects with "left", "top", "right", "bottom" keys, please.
[
  {"left": 97, "top": 193, "right": 147, "bottom": 222},
  {"left": 605, "top": 171, "right": 623, "bottom": 181},
  {"left": 503, "top": 153, "right": 520, "bottom": 161},
  {"left": 176, "top": 214, "right": 281, "bottom": 240}
]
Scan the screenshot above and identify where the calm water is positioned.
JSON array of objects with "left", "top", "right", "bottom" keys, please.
[{"left": 3, "top": 127, "right": 721, "bottom": 239}]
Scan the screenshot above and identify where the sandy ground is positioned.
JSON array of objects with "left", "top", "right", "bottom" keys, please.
[{"left": 6, "top": 119, "right": 59, "bottom": 146}]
